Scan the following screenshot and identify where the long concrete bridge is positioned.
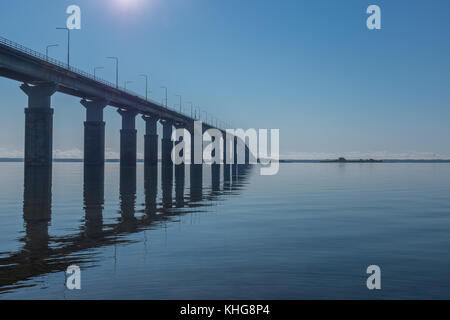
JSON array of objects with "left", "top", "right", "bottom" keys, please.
[{"left": 0, "top": 36, "right": 250, "bottom": 168}]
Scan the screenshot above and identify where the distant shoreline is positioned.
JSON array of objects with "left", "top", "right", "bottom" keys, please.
[
  {"left": 280, "top": 159, "right": 450, "bottom": 163},
  {"left": 0, "top": 158, "right": 450, "bottom": 164}
]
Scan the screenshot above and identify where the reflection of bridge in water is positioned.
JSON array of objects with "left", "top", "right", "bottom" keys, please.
[{"left": 0, "top": 163, "right": 253, "bottom": 293}]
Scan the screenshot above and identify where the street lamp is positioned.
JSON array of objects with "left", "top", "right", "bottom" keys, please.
[
  {"left": 202, "top": 110, "right": 208, "bottom": 124},
  {"left": 186, "top": 101, "right": 193, "bottom": 118},
  {"left": 139, "top": 74, "right": 149, "bottom": 101},
  {"left": 56, "top": 27, "right": 70, "bottom": 67},
  {"left": 124, "top": 80, "right": 133, "bottom": 90},
  {"left": 45, "top": 44, "right": 58, "bottom": 61},
  {"left": 94, "top": 67, "right": 104, "bottom": 78},
  {"left": 107, "top": 57, "right": 119, "bottom": 88},
  {"left": 175, "top": 94, "right": 182, "bottom": 113},
  {"left": 161, "top": 86, "right": 168, "bottom": 108}
]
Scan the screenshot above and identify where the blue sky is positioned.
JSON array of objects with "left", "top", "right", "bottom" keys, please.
[{"left": 0, "top": 0, "right": 449, "bottom": 159}]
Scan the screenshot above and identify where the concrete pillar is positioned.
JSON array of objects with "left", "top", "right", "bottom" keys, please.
[
  {"left": 142, "top": 115, "right": 159, "bottom": 167},
  {"left": 81, "top": 99, "right": 107, "bottom": 166},
  {"left": 160, "top": 119, "right": 174, "bottom": 166},
  {"left": 118, "top": 109, "right": 138, "bottom": 167},
  {"left": 21, "top": 82, "right": 58, "bottom": 167}
]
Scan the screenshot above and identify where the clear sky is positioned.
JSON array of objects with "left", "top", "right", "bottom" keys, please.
[{"left": 0, "top": 0, "right": 449, "bottom": 159}]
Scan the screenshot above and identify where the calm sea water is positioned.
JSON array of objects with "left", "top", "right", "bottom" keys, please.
[{"left": 0, "top": 162, "right": 450, "bottom": 299}]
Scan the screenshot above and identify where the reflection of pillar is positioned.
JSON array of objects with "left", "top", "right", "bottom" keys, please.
[
  {"left": 232, "top": 135, "right": 238, "bottom": 178},
  {"left": 211, "top": 134, "right": 221, "bottom": 192},
  {"left": 81, "top": 99, "right": 107, "bottom": 166},
  {"left": 162, "top": 162, "right": 173, "bottom": 209},
  {"left": 245, "top": 144, "right": 250, "bottom": 165},
  {"left": 190, "top": 164, "right": 203, "bottom": 203},
  {"left": 23, "top": 166, "right": 52, "bottom": 253},
  {"left": 223, "top": 131, "right": 231, "bottom": 186},
  {"left": 144, "top": 165, "right": 158, "bottom": 215},
  {"left": 21, "top": 83, "right": 58, "bottom": 167},
  {"left": 142, "top": 115, "right": 159, "bottom": 167},
  {"left": 175, "top": 164, "right": 185, "bottom": 207},
  {"left": 174, "top": 124, "right": 186, "bottom": 207},
  {"left": 161, "top": 119, "right": 174, "bottom": 166},
  {"left": 212, "top": 163, "right": 220, "bottom": 193},
  {"left": 118, "top": 109, "right": 138, "bottom": 167},
  {"left": 223, "top": 163, "right": 231, "bottom": 187},
  {"left": 83, "top": 166, "right": 104, "bottom": 238},
  {"left": 119, "top": 166, "right": 137, "bottom": 223}
]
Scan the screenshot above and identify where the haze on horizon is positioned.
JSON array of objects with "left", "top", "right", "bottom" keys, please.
[{"left": 0, "top": 0, "right": 449, "bottom": 160}]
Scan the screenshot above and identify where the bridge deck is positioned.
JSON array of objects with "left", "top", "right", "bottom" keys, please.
[{"left": 0, "top": 36, "right": 220, "bottom": 130}]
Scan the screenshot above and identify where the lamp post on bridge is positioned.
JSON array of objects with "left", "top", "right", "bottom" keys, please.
[
  {"left": 124, "top": 81, "right": 133, "bottom": 90},
  {"left": 107, "top": 57, "right": 119, "bottom": 89},
  {"left": 45, "top": 44, "right": 58, "bottom": 61},
  {"left": 161, "top": 86, "right": 168, "bottom": 108},
  {"left": 56, "top": 27, "right": 70, "bottom": 67},
  {"left": 94, "top": 67, "right": 104, "bottom": 78},
  {"left": 175, "top": 94, "right": 182, "bottom": 113},
  {"left": 186, "top": 101, "right": 193, "bottom": 118},
  {"left": 201, "top": 110, "right": 208, "bottom": 124},
  {"left": 139, "top": 74, "right": 149, "bottom": 101},
  {"left": 195, "top": 107, "right": 201, "bottom": 120}
]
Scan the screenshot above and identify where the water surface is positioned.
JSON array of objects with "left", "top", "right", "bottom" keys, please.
[{"left": 1, "top": 162, "right": 450, "bottom": 299}]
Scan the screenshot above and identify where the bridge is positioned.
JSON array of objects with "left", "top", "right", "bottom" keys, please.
[
  {"left": 0, "top": 36, "right": 250, "bottom": 169},
  {"left": 0, "top": 36, "right": 256, "bottom": 292}
]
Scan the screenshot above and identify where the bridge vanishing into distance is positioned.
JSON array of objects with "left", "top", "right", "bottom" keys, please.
[
  {"left": 0, "top": 36, "right": 251, "bottom": 169},
  {"left": 0, "top": 36, "right": 256, "bottom": 291}
]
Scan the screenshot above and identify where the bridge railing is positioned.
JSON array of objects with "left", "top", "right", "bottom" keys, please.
[{"left": 0, "top": 36, "right": 222, "bottom": 128}]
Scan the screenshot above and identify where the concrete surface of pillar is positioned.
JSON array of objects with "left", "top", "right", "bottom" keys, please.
[
  {"left": 142, "top": 115, "right": 159, "bottom": 167},
  {"left": 118, "top": 109, "right": 138, "bottom": 167},
  {"left": 81, "top": 99, "right": 107, "bottom": 166},
  {"left": 21, "top": 82, "right": 58, "bottom": 167}
]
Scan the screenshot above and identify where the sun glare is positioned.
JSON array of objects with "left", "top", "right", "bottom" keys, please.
[{"left": 115, "top": 0, "right": 146, "bottom": 10}]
